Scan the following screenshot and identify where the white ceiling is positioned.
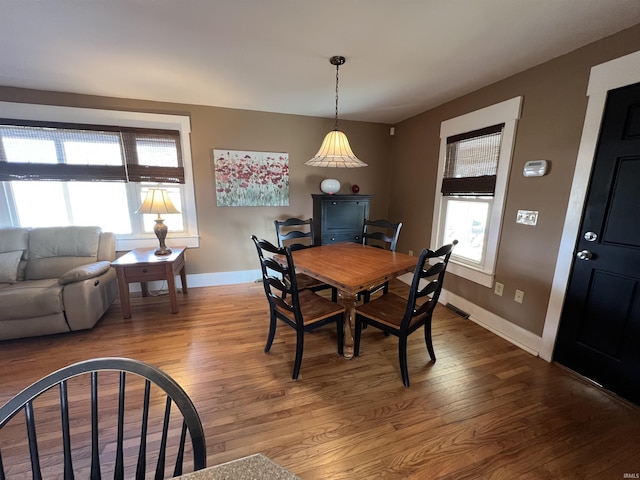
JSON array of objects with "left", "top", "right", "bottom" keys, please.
[{"left": 1, "top": 1, "right": 640, "bottom": 124}]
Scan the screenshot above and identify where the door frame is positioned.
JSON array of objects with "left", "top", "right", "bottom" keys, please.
[{"left": 539, "top": 50, "right": 640, "bottom": 361}]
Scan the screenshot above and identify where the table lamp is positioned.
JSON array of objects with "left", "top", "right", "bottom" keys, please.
[{"left": 136, "top": 188, "right": 180, "bottom": 255}]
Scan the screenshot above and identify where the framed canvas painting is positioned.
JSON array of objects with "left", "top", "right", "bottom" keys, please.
[{"left": 213, "top": 149, "right": 289, "bottom": 207}]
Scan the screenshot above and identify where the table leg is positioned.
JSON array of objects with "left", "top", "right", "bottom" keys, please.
[
  {"left": 166, "top": 265, "right": 178, "bottom": 314},
  {"left": 141, "top": 282, "right": 150, "bottom": 297},
  {"left": 180, "top": 266, "right": 188, "bottom": 294},
  {"left": 115, "top": 269, "right": 132, "bottom": 319},
  {"left": 338, "top": 290, "right": 358, "bottom": 359}
]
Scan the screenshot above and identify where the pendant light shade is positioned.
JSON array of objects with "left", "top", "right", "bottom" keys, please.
[
  {"left": 306, "top": 130, "right": 368, "bottom": 168},
  {"left": 305, "top": 56, "right": 367, "bottom": 168}
]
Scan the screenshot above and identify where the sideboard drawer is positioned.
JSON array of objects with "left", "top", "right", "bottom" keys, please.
[{"left": 322, "top": 233, "right": 362, "bottom": 244}]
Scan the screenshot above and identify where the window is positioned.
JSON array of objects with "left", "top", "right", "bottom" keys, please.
[
  {"left": 431, "top": 97, "right": 522, "bottom": 287},
  {"left": 0, "top": 102, "right": 199, "bottom": 251}
]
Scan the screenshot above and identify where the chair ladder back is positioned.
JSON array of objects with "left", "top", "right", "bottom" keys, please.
[
  {"left": 254, "top": 237, "right": 300, "bottom": 320},
  {"left": 409, "top": 241, "right": 457, "bottom": 320},
  {"left": 362, "top": 219, "right": 402, "bottom": 251},
  {"left": 401, "top": 249, "right": 430, "bottom": 329},
  {"left": 274, "top": 218, "right": 315, "bottom": 251}
]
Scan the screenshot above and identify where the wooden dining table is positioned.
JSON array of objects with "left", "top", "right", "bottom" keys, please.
[{"left": 290, "top": 242, "right": 418, "bottom": 359}]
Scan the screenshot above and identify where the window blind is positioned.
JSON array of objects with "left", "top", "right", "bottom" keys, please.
[
  {"left": 0, "top": 119, "right": 184, "bottom": 184},
  {"left": 441, "top": 124, "right": 504, "bottom": 196}
]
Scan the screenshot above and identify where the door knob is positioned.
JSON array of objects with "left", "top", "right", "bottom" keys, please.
[{"left": 576, "top": 250, "right": 593, "bottom": 260}]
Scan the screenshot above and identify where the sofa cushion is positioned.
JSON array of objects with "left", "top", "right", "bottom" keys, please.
[
  {"left": 0, "top": 227, "right": 29, "bottom": 254},
  {"left": 0, "top": 279, "right": 64, "bottom": 321},
  {"left": 26, "top": 226, "right": 101, "bottom": 280},
  {"left": 0, "top": 227, "right": 29, "bottom": 281},
  {"left": 0, "top": 250, "right": 23, "bottom": 284}
]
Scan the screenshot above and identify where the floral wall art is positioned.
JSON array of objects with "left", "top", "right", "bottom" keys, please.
[{"left": 213, "top": 149, "right": 289, "bottom": 207}]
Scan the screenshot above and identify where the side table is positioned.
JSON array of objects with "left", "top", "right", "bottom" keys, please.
[{"left": 111, "top": 247, "right": 187, "bottom": 319}]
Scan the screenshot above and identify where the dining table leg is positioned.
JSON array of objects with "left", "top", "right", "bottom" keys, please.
[{"left": 338, "top": 290, "right": 358, "bottom": 359}]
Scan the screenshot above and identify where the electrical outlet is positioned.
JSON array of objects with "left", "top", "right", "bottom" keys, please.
[
  {"left": 516, "top": 210, "right": 538, "bottom": 226},
  {"left": 515, "top": 289, "right": 524, "bottom": 303},
  {"left": 494, "top": 282, "right": 504, "bottom": 296},
  {"left": 408, "top": 250, "right": 413, "bottom": 256}
]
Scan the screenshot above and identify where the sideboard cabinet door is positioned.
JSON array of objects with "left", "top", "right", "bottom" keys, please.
[{"left": 311, "top": 194, "right": 371, "bottom": 245}]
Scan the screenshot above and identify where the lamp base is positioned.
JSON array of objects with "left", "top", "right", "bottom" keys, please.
[
  {"left": 154, "top": 245, "right": 172, "bottom": 256},
  {"left": 153, "top": 217, "right": 172, "bottom": 256}
]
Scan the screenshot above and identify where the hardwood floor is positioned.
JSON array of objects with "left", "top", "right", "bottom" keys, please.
[{"left": 1, "top": 280, "right": 639, "bottom": 479}]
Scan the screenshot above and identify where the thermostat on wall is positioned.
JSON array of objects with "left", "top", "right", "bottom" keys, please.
[{"left": 523, "top": 160, "right": 548, "bottom": 177}]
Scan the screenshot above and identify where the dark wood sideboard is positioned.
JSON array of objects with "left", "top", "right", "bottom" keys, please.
[{"left": 311, "top": 194, "right": 371, "bottom": 245}]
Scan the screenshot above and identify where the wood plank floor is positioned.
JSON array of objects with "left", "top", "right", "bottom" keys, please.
[{"left": 1, "top": 280, "right": 639, "bottom": 479}]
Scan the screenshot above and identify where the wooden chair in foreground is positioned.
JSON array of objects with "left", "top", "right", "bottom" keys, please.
[
  {"left": 0, "top": 357, "right": 206, "bottom": 479},
  {"left": 252, "top": 235, "right": 344, "bottom": 380},
  {"left": 354, "top": 241, "right": 457, "bottom": 386},
  {"left": 360, "top": 219, "right": 403, "bottom": 303},
  {"left": 274, "top": 217, "right": 337, "bottom": 302}
]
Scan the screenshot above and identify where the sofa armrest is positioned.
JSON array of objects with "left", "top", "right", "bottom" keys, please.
[{"left": 59, "top": 261, "right": 112, "bottom": 285}]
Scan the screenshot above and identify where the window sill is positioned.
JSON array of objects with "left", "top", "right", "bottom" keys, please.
[
  {"left": 116, "top": 234, "right": 200, "bottom": 252},
  {"left": 447, "top": 260, "right": 493, "bottom": 288}
]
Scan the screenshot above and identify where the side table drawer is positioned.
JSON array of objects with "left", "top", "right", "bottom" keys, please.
[{"left": 124, "top": 264, "right": 166, "bottom": 281}]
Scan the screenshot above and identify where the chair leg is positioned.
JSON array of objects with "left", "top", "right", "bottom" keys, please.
[
  {"left": 424, "top": 319, "right": 436, "bottom": 362},
  {"left": 399, "top": 336, "right": 410, "bottom": 387},
  {"left": 336, "top": 316, "right": 344, "bottom": 356},
  {"left": 363, "top": 291, "right": 371, "bottom": 303},
  {"left": 292, "top": 329, "right": 305, "bottom": 380},
  {"left": 354, "top": 316, "right": 362, "bottom": 357},
  {"left": 264, "top": 312, "right": 277, "bottom": 353}
]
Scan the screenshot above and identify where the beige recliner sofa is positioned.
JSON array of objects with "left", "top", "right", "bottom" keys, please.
[{"left": 0, "top": 226, "right": 118, "bottom": 341}]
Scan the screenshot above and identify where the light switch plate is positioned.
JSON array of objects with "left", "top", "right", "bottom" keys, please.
[{"left": 517, "top": 210, "right": 538, "bottom": 226}]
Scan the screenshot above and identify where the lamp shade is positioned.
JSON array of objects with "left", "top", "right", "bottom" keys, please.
[
  {"left": 305, "top": 130, "right": 368, "bottom": 168},
  {"left": 135, "top": 188, "right": 180, "bottom": 215}
]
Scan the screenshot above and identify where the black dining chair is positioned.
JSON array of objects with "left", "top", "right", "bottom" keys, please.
[
  {"left": 252, "top": 235, "right": 344, "bottom": 380},
  {"left": 274, "top": 217, "right": 336, "bottom": 301},
  {"left": 360, "top": 219, "right": 403, "bottom": 303},
  {"left": 354, "top": 241, "right": 457, "bottom": 387},
  {"left": 0, "top": 357, "right": 206, "bottom": 479}
]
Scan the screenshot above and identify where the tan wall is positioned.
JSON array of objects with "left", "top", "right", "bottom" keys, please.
[
  {"left": 391, "top": 24, "right": 640, "bottom": 336},
  {"left": 0, "top": 87, "right": 392, "bottom": 274},
  {"left": 3, "top": 22, "right": 640, "bottom": 337}
]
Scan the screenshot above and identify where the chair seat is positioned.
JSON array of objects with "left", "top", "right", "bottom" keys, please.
[
  {"left": 277, "top": 289, "right": 344, "bottom": 326},
  {"left": 356, "top": 293, "right": 426, "bottom": 330}
]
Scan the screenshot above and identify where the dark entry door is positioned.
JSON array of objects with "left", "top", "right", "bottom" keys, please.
[{"left": 554, "top": 82, "right": 640, "bottom": 405}]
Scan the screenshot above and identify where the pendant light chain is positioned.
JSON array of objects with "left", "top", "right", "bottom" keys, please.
[{"left": 334, "top": 61, "right": 340, "bottom": 130}]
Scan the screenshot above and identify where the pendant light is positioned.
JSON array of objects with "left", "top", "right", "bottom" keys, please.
[{"left": 305, "top": 56, "right": 367, "bottom": 168}]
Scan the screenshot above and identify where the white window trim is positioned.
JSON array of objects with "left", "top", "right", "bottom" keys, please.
[
  {"left": 431, "top": 96, "right": 522, "bottom": 287},
  {"left": 0, "top": 101, "right": 199, "bottom": 251}
]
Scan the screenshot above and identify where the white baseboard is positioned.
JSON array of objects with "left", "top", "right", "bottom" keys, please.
[{"left": 439, "top": 289, "right": 542, "bottom": 356}]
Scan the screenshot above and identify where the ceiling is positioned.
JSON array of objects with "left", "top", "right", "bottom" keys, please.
[{"left": 1, "top": 1, "right": 640, "bottom": 125}]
